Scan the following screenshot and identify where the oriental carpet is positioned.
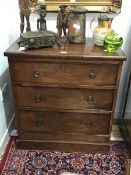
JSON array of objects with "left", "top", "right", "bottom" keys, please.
[{"left": 0, "top": 139, "right": 129, "bottom": 175}]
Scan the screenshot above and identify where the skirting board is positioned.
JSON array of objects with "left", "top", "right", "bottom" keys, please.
[{"left": 0, "top": 113, "right": 15, "bottom": 160}]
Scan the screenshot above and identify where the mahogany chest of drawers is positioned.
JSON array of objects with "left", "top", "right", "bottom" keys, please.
[{"left": 4, "top": 38, "right": 126, "bottom": 153}]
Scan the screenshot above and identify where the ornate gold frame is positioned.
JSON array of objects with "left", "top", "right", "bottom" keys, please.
[{"left": 29, "top": 0, "right": 122, "bottom": 13}]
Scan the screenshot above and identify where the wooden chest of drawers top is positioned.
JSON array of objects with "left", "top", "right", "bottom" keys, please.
[{"left": 4, "top": 38, "right": 126, "bottom": 61}]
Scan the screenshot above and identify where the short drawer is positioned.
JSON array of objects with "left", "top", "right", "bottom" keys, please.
[
  {"left": 16, "top": 86, "right": 114, "bottom": 110},
  {"left": 13, "top": 61, "right": 118, "bottom": 86},
  {"left": 18, "top": 111, "right": 111, "bottom": 135}
]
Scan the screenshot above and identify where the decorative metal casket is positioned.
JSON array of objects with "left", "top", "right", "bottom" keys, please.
[{"left": 18, "top": 30, "right": 61, "bottom": 49}]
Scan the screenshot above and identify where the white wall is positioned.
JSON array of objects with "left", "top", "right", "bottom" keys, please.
[
  {"left": 0, "top": 0, "right": 131, "bottom": 158},
  {"left": 112, "top": 0, "right": 131, "bottom": 118},
  {"left": 0, "top": 0, "right": 19, "bottom": 159}
]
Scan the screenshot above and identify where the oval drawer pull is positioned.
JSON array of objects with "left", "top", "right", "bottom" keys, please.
[
  {"left": 88, "top": 72, "right": 96, "bottom": 79},
  {"left": 34, "top": 95, "right": 42, "bottom": 102},
  {"left": 35, "top": 119, "right": 44, "bottom": 127},
  {"left": 86, "top": 96, "right": 94, "bottom": 104},
  {"left": 33, "top": 71, "right": 41, "bottom": 78}
]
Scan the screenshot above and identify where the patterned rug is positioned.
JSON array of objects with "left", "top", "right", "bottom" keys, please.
[{"left": 0, "top": 140, "right": 129, "bottom": 175}]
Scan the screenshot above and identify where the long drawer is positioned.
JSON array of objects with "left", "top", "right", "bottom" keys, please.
[
  {"left": 16, "top": 86, "right": 114, "bottom": 110},
  {"left": 12, "top": 61, "right": 118, "bottom": 86},
  {"left": 18, "top": 111, "right": 111, "bottom": 135}
]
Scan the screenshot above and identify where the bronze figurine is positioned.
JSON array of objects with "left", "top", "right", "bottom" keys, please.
[
  {"left": 56, "top": 4, "right": 69, "bottom": 38},
  {"left": 18, "top": 0, "right": 31, "bottom": 33},
  {"left": 37, "top": 4, "right": 47, "bottom": 31}
]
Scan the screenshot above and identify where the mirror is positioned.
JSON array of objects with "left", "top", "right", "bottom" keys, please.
[{"left": 29, "top": 0, "right": 122, "bottom": 13}]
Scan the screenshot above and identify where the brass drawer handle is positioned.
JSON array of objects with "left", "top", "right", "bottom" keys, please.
[
  {"left": 33, "top": 71, "right": 41, "bottom": 78},
  {"left": 34, "top": 95, "right": 42, "bottom": 102},
  {"left": 35, "top": 119, "right": 44, "bottom": 127},
  {"left": 88, "top": 72, "right": 96, "bottom": 79},
  {"left": 86, "top": 96, "right": 94, "bottom": 104}
]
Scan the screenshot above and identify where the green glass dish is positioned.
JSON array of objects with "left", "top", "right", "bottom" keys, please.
[{"left": 103, "top": 32, "right": 123, "bottom": 53}]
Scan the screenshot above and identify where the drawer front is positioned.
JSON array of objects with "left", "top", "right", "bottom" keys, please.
[
  {"left": 13, "top": 62, "right": 118, "bottom": 86},
  {"left": 18, "top": 111, "right": 111, "bottom": 135},
  {"left": 16, "top": 87, "right": 114, "bottom": 110}
]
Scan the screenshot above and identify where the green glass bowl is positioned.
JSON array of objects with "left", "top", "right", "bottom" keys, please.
[{"left": 103, "top": 33, "right": 123, "bottom": 53}]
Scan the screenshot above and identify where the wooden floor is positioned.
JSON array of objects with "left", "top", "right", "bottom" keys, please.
[
  {"left": 111, "top": 124, "right": 124, "bottom": 141},
  {"left": 111, "top": 125, "right": 131, "bottom": 175}
]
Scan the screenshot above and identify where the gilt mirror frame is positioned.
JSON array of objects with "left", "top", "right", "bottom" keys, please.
[{"left": 29, "top": 0, "right": 122, "bottom": 13}]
